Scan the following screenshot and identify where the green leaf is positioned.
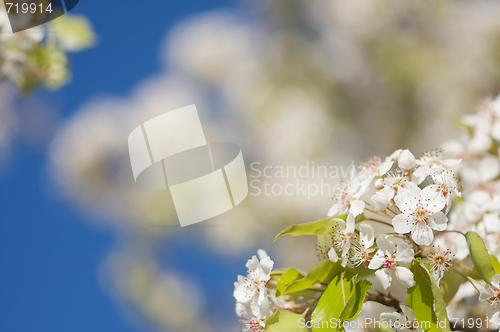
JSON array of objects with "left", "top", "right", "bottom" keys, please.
[
  {"left": 440, "top": 262, "right": 468, "bottom": 305},
  {"left": 282, "top": 260, "right": 342, "bottom": 296},
  {"left": 277, "top": 267, "right": 306, "bottom": 296},
  {"left": 264, "top": 310, "right": 308, "bottom": 332},
  {"left": 274, "top": 214, "right": 347, "bottom": 241},
  {"left": 271, "top": 268, "right": 292, "bottom": 276},
  {"left": 407, "top": 259, "right": 451, "bottom": 332},
  {"left": 466, "top": 231, "right": 495, "bottom": 283},
  {"left": 346, "top": 263, "right": 377, "bottom": 279},
  {"left": 429, "top": 268, "right": 452, "bottom": 332},
  {"left": 52, "top": 14, "right": 97, "bottom": 51},
  {"left": 491, "top": 255, "right": 500, "bottom": 275},
  {"left": 311, "top": 271, "right": 357, "bottom": 332},
  {"left": 340, "top": 279, "right": 373, "bottom": 321}
]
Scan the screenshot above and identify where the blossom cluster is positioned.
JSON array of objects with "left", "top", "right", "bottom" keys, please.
[
  {"left": 234, "top": 250, "right": 274, "bottom": 332},
  {"left": 0, "top": 7, "right": 95, "bottom": 92},
  {"left": 322, "top": 147, "right": 461, "bottom": 289},
  {"left": 234, "top": 148, "right": 464, "bottom": 331},
  {"left": 232, "top": 94, "right": 500, "bottom": 331},
  {"left": 444, "top": 96, "right": 500, "bottom": 258},
  {"left": 442, "top": 95, "right": 500, "bottom": 325}
]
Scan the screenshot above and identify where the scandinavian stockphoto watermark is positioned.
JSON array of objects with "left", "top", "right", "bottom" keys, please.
[
  {"left": 298, "top": 317, "right": 435, "bottom": 330},
  {"left": 249, "top": 161, "right": 354, "bottom": 199},
  {"left": 128, "top": 105, "right": 249, "bottom": 227},
  {"left": 297, "top": 317, "right": 496, "bottom": 330}
]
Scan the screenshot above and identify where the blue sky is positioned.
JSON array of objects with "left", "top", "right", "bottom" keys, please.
[{"left": 0, "top": 1, "right": 239, "bottom": 331}]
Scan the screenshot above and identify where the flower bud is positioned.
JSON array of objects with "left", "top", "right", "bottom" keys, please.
[
  {"left": 375, "top": 178, "right": 384, "bottom": 190},
  {"left": 371, "top": 192, "right": 390, "bottom": 211},
  {"left": 398, "top": 149, "right": 416, "bottom": 170}
]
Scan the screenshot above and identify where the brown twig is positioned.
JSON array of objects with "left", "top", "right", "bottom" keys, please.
[{"left": 366, "top": 291, "right": 402, "bottom": 312}]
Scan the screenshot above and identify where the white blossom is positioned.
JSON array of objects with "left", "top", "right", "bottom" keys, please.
[
  {"left": 234, "top": 250, "right": 274, "bottom": 319},
  {"left": 368, "top": 235, "right": 415, "bottom": 289},
  {"left": 360, "top": 152, "right": 398, "bottom": 179},
  {"left": 429, "top": 170, "right": 461, "bottom": 213},
  {"left": 328, "top": 214, "right": 356, "bottom": 267},
  {"left": 380, "top": 305, "right": 424, "bottom": 332},
  {"left": 432, "top": 233, "right": 468, "bottom": 261},
  {"left": 328, "top": 167, "right": 371, "bottom": 218},
  {"left": 350, "top": 222, "right": 375, "bottom": 267},
  {"left": 393, "top": 186, "right": 448, "bottom": 246},
  {"left": 461, "top": 156, "right": 500, "bottom": 190},
  {"left": 413, "top": 150, "right": 461, "bottom": 185},
  {"left": 479, "top": 275, "right": 500, "bottom": 325},
  {"left": 427, "top": 246, "right": 453, "bottom": 286}
]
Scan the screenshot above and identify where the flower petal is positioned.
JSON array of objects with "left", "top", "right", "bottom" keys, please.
[
  {"left": 443, "top": 158, "right": 462, "bottom": 167},
  {"left": 246, "top": 256, "right": 259, "bottom": 272},
  {"left": 492, "top": 275, "right": 500, "bottom": 288},
  {"left": 234, "top": 281, "right": 254, "bottom": 304},
  {"left": 428, "top": 211, "right": 448, "bottom": 231},
  {"left": 350, "top": 200, "right": 365, "bottom": 218},
  {"left": 257, "top": 249, "right": 269, "bottom": 260},
  {"left": 392, "top": 214, "right": 416, "bottom": 234},
  {"left": 487, "top": 304, "right": 500, "bottom": 325},
  {"left": 360, "top": 222, "right": 375, "bottom": 248},
  {"left": 380, "top": 312, "right": 404, "bottom": 325},
  {"left": 480, "top": 156, "right": 500, "bottom": 182},
  {"left": 411, "top": 221, "right": 434, "bottom": 246},
  {"left": 395, "top": 242, "right": 415, "bottom": 266},
  {"left": 378, "top": 159, "right": 393, "bottom": 176},
  {"left": 480, "top": 284, "right": 495, "bottom": 301},
  {"left": 395, "top": 266, "right": 415, "bottom": 288},
  {"left": 400, "top": 305, "right": 417, "bottom": 322},
  {"left": 317, "top": 234, "right": 333, "bottom": 260},
  {"left": 328, "top": 203, "right": 348, "bottom": 217},
  {"left": 412, "top": 166, "right": 428, "bottom": 185},
  {"left": 341, "top": 241, "right": 350, "bottom": 258},
  {"left": 420, "top": 184, "right": 446, "bottom": 212},
  {"left": 259, "top": 257, "right": 274, "bottom": 277},
  {"left": 328, "top": 248, "right": 339, "bottom": 263},
  {"left": 484, "top": 213, "right": 500, "bottom": 233},
  {"left": 371, "top": 190, "right": 391, "bottom": 211},
  {"left": 375, "top": 268, "right": 393, "bottom": 290},
  {"left": 250, "top": 294, "right": 264, "bottom": 318},
  {"left": 235, "top": 302, "right": 249, "bottom": 319},
  {"left": 368, "top": 250, "right": 385, "bottom": 270},
  {"left": 377, "top": 234, "right": 396, "bottom": 256},
  {"left": 256, "top": 290, "right": 271, "bottom": 318},
  {"left": 395, "top": 187, "right": 419, "bottom": 214},
  {"left": 421, "top": 185, "right": 445, "bottom": 212},
  {"left": 345, "top": 214, "right": 355, "bottom": 234}
]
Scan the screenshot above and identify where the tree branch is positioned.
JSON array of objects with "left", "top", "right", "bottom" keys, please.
[{"left": 366, "top": 291, "right": 402, "bottom": 312}]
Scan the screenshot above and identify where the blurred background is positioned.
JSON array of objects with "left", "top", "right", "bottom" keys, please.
[{"left": 3, "top": 0, "right": 500, "bottom": 331}]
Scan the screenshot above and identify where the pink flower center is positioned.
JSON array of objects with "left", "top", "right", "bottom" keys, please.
[
  {"left": 365, "top": 156, "right": 381, "bottom": 171},
  {"left": 414, "top": 206, "right": 429, "bottom": 223},
  {"left": 246, "top": 318, "right": 263, "bottom": 332},
  {"left": 488, "top": 286, "right": 500, "bottom": 303},
  {"left": 383, "top": 257, "right": 396, "bottom": 270},
  {"left": 340, "top": 186, "right": 352, "bottom": 205}
]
